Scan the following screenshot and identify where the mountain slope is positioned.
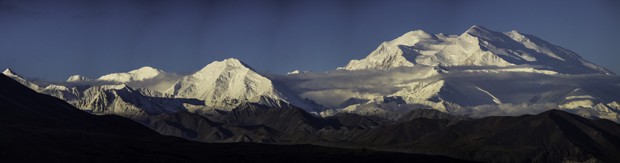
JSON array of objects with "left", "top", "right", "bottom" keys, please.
[{"left": 503, "top": 30, "right": 615, "bottom": 75}]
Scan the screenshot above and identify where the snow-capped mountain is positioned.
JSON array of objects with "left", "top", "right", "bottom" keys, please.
[
  {"left": 298, "top": 25, "right": 620, "bottom": 121},
  {"left": 341, "top": 25, "right": 614, "bottom": 75},
  {"left": 98, "top": 66, "right": 166, "bottom": 83},
  {"left": 66, "top": 75, "right": 90, "bottom": 82},
  {"left": 166, "top": 58, "right": 321, "bottom": 113},
  {"left": 92, "top": 66, "right": 182, "bottom": 93}
]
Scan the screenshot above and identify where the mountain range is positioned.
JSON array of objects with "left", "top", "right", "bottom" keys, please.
[
  {"left": 0, "top": 71, "right": 476, "bottom": 162},
  {"left": 3, "top": 25, "right": 620, "bottom": 162},
  {"left": 3, "top": 64, "right": 620, "bottom": 162}
]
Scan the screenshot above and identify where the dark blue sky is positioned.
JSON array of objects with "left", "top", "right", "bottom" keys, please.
[{"left": 1, "top": 0, "right": 619, "bottom": 81}]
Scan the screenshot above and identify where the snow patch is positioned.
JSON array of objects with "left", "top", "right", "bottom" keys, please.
[{"left": 475, "top": 87, "right": 502, "bottom": 104}]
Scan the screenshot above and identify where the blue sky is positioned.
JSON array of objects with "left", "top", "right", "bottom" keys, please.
[{"left": 1, "top": 0, "right": 619, "bottom": 81}]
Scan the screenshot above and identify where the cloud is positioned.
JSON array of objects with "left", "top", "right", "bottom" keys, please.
[{"left": 269, "top": 65, "right": 441, "bottom": 107}]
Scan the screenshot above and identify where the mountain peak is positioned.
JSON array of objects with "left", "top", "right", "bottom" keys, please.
[
  {"left": 128, "top": 66, "right": 163, "bottom": 75},
  {"left": 66, "top": 75, "right": 91, "bottom": 82},
  {"left": 340, "top": 29, "right": 444, "bottom": 70},
  {"left": 134, "top": 66, "right": 158, "bottom": 71},
  {"left": 2, "top": 68, "right": 23, "bottom": 79},
  {"left": 3, "top": 68, "right": 16, "bottom": 76},
  {"left": 468, "top": 25, "right": 484, "bottom": 29},
  {"left": 199, "top": 58, "right": 256, "bottom": 72},
  {"left": 402, "top": 29, "right": 431, "bottom": 38},
  {"left": 223, "top": 58, "right": 253, "bottom": 69},
  {"left": 168, "top": 58, "right": 287, "bottom": 110},
  {"left": 387, "top": 29, "right": 433, "bottom": 46}
]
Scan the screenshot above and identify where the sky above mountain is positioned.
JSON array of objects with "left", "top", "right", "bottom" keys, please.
[{"left": 1, "top": 0, "right": 619, "bottom": 81}]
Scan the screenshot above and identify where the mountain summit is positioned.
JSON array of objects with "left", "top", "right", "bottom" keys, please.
[{"left": 341, "top": 25, "right": 614, "bottom": 75}]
